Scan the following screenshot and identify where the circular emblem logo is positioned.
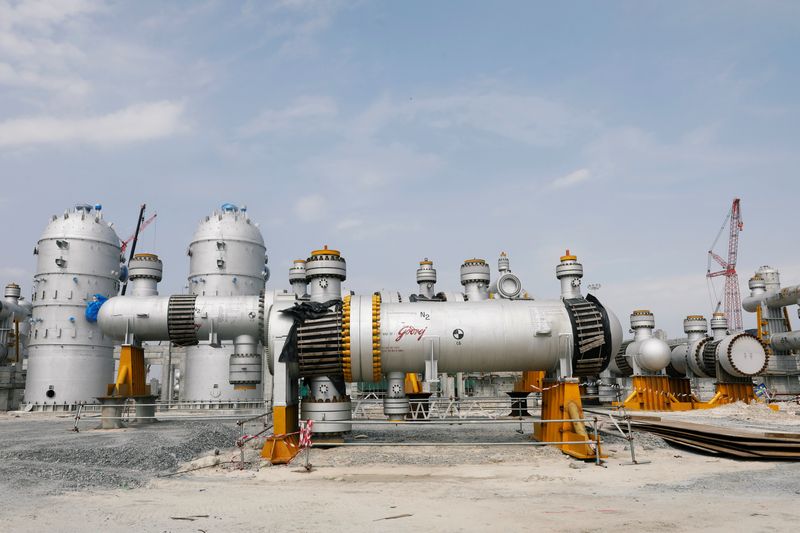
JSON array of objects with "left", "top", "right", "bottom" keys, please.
[{"left": 453, "top": 328, "right": 464, "bottom": 340}]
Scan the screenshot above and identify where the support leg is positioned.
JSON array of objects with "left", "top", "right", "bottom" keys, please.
[
  {"left": 534, "top": 379, "right": 600, "bottom": 460},
  {"left": 262, "top": 404, "right": 300, "bottom": 464}
]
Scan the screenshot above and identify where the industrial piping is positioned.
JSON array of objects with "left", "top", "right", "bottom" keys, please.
[{"left": 98, "top": 248, "right": 624, "bottom": 461}]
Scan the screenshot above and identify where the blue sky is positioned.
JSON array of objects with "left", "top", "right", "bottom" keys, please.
[{"left": 1, "top": 0, "right": 798, "bottom": 336}]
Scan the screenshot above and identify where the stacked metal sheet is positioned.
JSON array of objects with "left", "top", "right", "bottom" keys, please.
[{"left": 631, "top": 417, "right": 800, "bottom": 459}]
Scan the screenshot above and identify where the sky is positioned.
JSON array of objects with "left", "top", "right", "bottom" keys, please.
[{"left": 0, "top": 0, "right": 798, "bottom": 337}]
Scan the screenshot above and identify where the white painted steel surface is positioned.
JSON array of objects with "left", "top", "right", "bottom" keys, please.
[
  {"left": 184, "top": 206, "right": 266, "bottom": 402},
  {"left": 25, "top": 205, "right": 122, "bottom": 406}
]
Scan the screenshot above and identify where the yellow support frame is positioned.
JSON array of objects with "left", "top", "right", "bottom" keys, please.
[
  {"left": 107, "top": 344, "right": 150, "bottom": 397},
  {"left": 262, "top": 405, "right": 301, "bottom": 464},
  {"left": 619, "top": 376, "right": 694, "bottom": 411},
  {"left": 534, "top": 380, "right": 600, "bottom": 460}
]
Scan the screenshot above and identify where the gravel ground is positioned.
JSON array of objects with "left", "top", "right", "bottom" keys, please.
[
  {"left": 3, "top": 410, "right": 800, "bottom": 532},
  {"left": 0, "top": 415, "right": 240, "bottom": 500}
]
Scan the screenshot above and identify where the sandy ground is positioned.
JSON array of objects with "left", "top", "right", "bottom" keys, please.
[
  {"left": 3, "top": 446, "right": 800, "bottom": 532},
  {"left": 1, "top": 405, "right": 799, "bottom": 532}
]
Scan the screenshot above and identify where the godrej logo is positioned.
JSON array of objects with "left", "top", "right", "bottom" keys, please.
[{"left": 395, "top": 325, "right": 427, "bottom": 342}]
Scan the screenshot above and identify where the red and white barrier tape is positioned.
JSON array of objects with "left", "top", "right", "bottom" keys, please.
[{"left": 299, "top": 419, "right": 314, "bottom": 448}]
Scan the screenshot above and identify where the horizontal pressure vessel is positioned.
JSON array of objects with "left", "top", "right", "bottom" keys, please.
[
  {"left": 743, "top": 284, "right": 800, "bottom": 312},
  {"left": 98, "top": 294, "right": 261, "bottom": 344},
  {"left": 769, "top": 330, "right": 800, "bottom": 352},
  {"left": 345, "top": 296, "right": 622, "bottom": 382}
]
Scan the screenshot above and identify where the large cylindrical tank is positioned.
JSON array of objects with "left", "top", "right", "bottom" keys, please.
[
  {"left": 341, "top": 297, "right": 623, "bottom": 381},
  {"left": 182, "top": 204, "right": 267, "bottom": 403},
  {"left": 25, "top": 204, "right": 122, "bottom": 408}
]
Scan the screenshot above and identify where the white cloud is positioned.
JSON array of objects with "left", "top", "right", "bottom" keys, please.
[
  {"left": 238, "top": 0, "right": 349, "bottom": 59},
  {"left": 0, "top": 0, "right": 100, "bottom": 31},
  {"left": 0, "top": 101, "right": 186, "bottom": 147},
  {"left": 239, "top": 96, "right": 338, "bottom": 137},
  {"left": 0, "top": 0, "right": 101, "bottom": 105},
  {"left": 0, "top": 62, "right": 89, "bottom": 96},
  {"left": 550, "top": 168, "right": 591, "bottom": 189},
  {"left": 305, "top": 142, "right": 443, "bottom": 190},
  {"left": 293, "top": 194, "right": 326, "bottom": 222},
  {"left": 346, "top": 88, "right": 598, "bottom": 147}
]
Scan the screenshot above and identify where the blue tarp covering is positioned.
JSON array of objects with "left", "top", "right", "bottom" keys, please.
[{"left": 85, "top": 294, "right": 108, "bottom": 323}]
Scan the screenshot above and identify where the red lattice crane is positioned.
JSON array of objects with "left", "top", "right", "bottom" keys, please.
[
  {"left": 706, "top": 198, "right": 744, "bottom": 331},
  {"left": 120, "top": 213, "right": 157, "bottom": 254}
]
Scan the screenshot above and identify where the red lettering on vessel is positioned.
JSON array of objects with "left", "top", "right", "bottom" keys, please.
[{"left": 395, "top": 325, "right": 427, "bottom": 342}]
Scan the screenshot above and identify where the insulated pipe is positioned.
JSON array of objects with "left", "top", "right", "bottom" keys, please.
[
  {"left": 743, "top": 284, "right": 800, "bottom": 312},
  {"left": 97, "top": 294, "right": 261, "bottom": 343},
  {"left": 0, "top": 299, "right": 28, "bottom": 321},
  {"left": 769, "top": 330, "right": 800, "bottom": 352}
]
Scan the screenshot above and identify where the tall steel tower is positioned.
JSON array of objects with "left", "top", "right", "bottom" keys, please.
[{"left": 707, "top": 198, "right": 744, "bottom": 331}]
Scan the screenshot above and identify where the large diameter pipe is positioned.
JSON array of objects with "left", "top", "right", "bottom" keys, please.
[
  {"left": 98, "top": 294, "right": 261, "bottom": 342},
  {"left": 345, "top": 297, "right": 622, "bottom": 381},
  {"left": 0, "top": 300, "right": 28, "bottom": 321},
  {"left": 743, "top": 284, "right": 800, "bottom": 312},
  {"left": 770, "top": 330, "right": 800, "bottom": 352}
]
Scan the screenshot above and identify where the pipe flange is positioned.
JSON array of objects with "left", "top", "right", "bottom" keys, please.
[
  {"left": 342, "top": 295, "right": 352, "bottom": 382},
  {"left": 460, "top": 258, "right": 490, "bottom": 286},
  {"left": 726, "top": 332, "right": 769, "bottom": 376},
  {"left": 258, "top": 291, "right": 265, "bottom": 346},
  {"left": 630, "top": 309, "right": 655, "bottom": 330},
  {"left": 306, "top": 246, "right": 346, "bottom": 280},
  {"left": 372, "top": 293, "right": 382, "bottom": 381}
]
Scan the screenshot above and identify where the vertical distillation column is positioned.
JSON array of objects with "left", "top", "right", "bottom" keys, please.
[
  {"left": 1, "top": 283, "right": 31, "bottom": 364},
  {"left": 1, "top": 283, "right": 32, "bottom": 409},
  {"left": 25, "top": 204, "right": 122, "bottom": 409},
  {"left": 300, "top": 246, "right": 352, "bottom": 433},
  {"left": 743, "top": 267, "right": 800, "bottom": 394},
  {"left": 182, "top": 204, "right": 268, "bottom": 405}
]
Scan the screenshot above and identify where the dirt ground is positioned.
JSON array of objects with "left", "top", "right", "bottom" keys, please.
[{"left": 1, "top": 405, "right": 799, "bottom": 532}]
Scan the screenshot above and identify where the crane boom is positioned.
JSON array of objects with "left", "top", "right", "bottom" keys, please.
[
  {"left": 706, "top": 198, "right": 743, "bottom": 331},
  {"left": 120, "top": 213, "right": 157, "bottom": 254}
]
